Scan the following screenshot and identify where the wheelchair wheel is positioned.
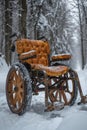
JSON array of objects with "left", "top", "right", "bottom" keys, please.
[
  {"left": 6, "top": 62, "right": 32, "bottom": 115},
  {"left": 49, "top": 69, "right": 78, "bottom": 106}
]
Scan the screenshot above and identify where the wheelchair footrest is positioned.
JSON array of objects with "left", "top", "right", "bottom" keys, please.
[
  {"left": 78, "top": 95, "right": 87, "bottom": 105},
  {"left": 45, "top": 102, "right": 64, "bottom": 111}
]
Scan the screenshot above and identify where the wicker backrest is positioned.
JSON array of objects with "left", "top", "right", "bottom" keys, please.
[{"left": 16, "top": 39, "right": 50, "bottom": 66}]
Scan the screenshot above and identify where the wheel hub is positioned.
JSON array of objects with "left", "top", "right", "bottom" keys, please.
[{"left": 14, "top": 86, "right": 18, "bottom": 92}]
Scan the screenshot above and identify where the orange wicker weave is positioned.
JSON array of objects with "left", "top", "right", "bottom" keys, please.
[
  {"left": 16, "top": 39, "right": 50, "bottom": 66},
  {"left": 16, "top": 39, "right": 69, "bottom": 76}
]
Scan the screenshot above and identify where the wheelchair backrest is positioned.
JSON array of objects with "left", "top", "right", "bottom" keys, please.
[{"left": 16, "top": 39, "right": 50, "bottom": 66}]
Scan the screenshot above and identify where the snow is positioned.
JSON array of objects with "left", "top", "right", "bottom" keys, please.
[
  {"left": 21, "top": 50, "right": 36, "bottom": 55},
  {"left": 58, "top": 111, "right": 87, "bottom": 130},
  {"left": 0, "top": 56, "right": 9, "bottom": 92},
  {"left": 0, "top": 57, "right": 87, "bottom": 130},
  {"left": 38, "top": 14, "right": 48, "bottom": 30}
]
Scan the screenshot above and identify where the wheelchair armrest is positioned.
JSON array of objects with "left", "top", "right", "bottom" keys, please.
[
  {"left": 18, "top": 50, "right": 36, "bottom": 60},
  {"left": 51, "top": 54, "right": 71, "bottom": 61}
]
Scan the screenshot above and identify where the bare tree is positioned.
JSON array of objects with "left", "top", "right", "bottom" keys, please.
[
  {"left": 21, "top": 0, "right": 27, "bottom": 38},
  {"left": 0, "top": 0, "right": 5, "bottom": 54},
  {"left": 81, "top": 0, "right": 87, "bottom": 66},
  {"left": 5, "top": 0, "right": 12, "bottom": 65},
  {"left": 77, "top": 0, "right": 84, "bottom": 68}
]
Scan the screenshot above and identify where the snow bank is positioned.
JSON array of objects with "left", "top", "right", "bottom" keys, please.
[
  {"left": 0, "top": 55, "right": 8, "bottom": 71},
  {"left": 77, "top": 69, "right": 87, "bottom": 95},
  {"left": 57, "top": 111, "right": 87, "bottom": 130},
  {"left": 0, "top": 56, "right": 9, "bottom": 92},
  {"left": 10, "top": 113, "right": 62, "bottom": 130}
]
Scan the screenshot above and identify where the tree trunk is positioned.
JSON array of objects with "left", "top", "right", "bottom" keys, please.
[
  {"left": 77, "top": 0, "right": 84, "bottom": 69},
  {"left": 21, "top": 0, "right": 27, "bottom": 38},
  {"left": 0, "top": 0, "right": 5, "bottom": 54},
  {"left": 5, "top": 0, "right": 12, "bottom": 65}
]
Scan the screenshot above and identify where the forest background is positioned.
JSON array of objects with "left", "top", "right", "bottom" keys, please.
[{"left": 0, "top": 0, "right": 87, "bottom": 70}]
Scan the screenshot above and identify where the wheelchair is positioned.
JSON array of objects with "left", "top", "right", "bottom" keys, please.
[{"left": 6, "top": 38, "right": 87, "bottom": 115}]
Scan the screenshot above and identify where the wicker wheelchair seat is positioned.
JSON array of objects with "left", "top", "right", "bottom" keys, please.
[{"left": 16, "top": 39, "right": 69, "bottom": 76}]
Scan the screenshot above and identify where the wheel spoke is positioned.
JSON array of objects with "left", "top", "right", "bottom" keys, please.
[
  {"left": 9, "top": 92, "right": 16, "bottom": 106},
  {"left": 59, "top": 90, "right": 62, "bottom": 102},
  {"left": 12, "top": 70, "right": 18, "bottom": 82},
  {"left": 16, "top": 94, "right": 22, "bottom": 109},
  {"left": 17, "top": 71, "right": 22, "bottom": 83},
  {"left": 18, "top": 80, "right": 24, "bottom": 88},
  {"left": 12, "top": 80, "right": 16, "bottom": 87},
  {"left": 55, "top": 90, "right": 58, "bottom": 99},
  {"left": 55, "top": 90, "right": 62, "bottom": 102},
  {"left": 61, "top": 90, "right": 67, "bottom": 104}
]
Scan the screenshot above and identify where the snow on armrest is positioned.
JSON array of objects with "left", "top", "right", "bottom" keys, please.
[
  {"left": 19, "top": 50, "right": 36, "bottom": 60},
  {"left": 51, "top": 54, "right": 71, "bottom": 61}
]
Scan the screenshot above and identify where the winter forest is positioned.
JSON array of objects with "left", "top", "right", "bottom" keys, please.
[
  {"left": 1, "top": 0, "right": 87, "bottom": 130},
  {"left": 0, "top": 0, "right": 87, "bottom": 69}
]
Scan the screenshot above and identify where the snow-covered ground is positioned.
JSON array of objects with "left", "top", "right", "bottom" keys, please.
[{"left": 0, "top": 56, "right": 87, "bottom": 130}]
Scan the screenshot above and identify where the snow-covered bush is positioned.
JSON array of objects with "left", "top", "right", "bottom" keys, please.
[{"left": 0, "top": 53, "right": 8, "bottom": 72}]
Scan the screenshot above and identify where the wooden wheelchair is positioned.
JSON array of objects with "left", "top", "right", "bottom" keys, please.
[{"left": 6, "top": 38, "right": 87, "bottom": 115}]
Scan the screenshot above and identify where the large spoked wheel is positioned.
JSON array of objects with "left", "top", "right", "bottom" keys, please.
[
  {"left": 6, "top": 63, "right": 32, "bottom": 115},
  {"left": 49, "top": 69, "right": 78, "bottom": 106}
]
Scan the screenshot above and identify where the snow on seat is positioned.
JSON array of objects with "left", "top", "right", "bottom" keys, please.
[
  {"left": 31, "top": 64, "right": 69, "bottom": 76},
  {"left": 19, "top": 50, "right": 36, "bottom": 60},
  {"left": 51, "top": 54, "right": 71, "bottom": 61}
]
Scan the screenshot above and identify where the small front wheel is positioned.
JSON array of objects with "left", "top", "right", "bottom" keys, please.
[{"left": 6, "top": 63, "right": 32, "bottom": 115}]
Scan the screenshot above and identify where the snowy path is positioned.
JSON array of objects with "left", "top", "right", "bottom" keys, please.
[
  {"left": 1, "top": 90, "right": 87, "bottom": 130},
  {"left": 0, "top": 62, "right": 87, "bottom": 130}
]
